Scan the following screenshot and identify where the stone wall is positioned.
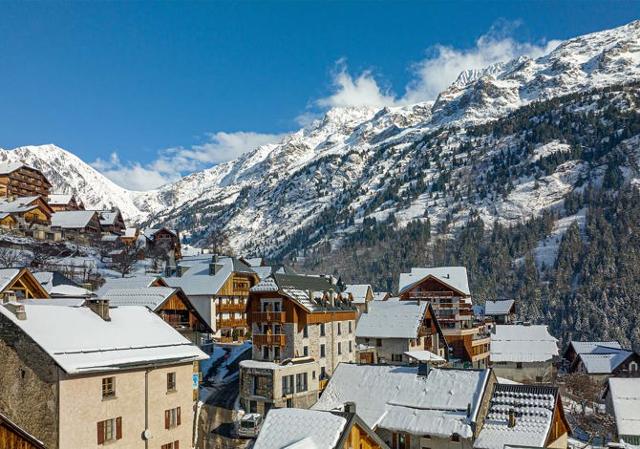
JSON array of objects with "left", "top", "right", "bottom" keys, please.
[{"left": 0, "top": 314, "right": 60, "bottom": 449}]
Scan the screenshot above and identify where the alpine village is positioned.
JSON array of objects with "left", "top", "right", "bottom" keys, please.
[{"left": 2, "top": 16, "right": 640, "bottom": 449}]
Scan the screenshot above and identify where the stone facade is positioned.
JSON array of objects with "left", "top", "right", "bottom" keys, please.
[{"left": 490, "top": 360, "right": 554, "bottom": 383}]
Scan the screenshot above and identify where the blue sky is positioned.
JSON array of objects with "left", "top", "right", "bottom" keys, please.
[{"left": 0, "top": 1, "right": 638, "bottom": 190}]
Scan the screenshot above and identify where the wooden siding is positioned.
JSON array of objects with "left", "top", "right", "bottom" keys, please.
[
  {"left": 0, "top": 416, "right": 45, "bottom": 449},
  {"left": 2, "top": 269, "right": 50, "bottom": 299}
]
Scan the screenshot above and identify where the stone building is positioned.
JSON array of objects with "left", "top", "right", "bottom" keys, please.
[{"left": 0, "top": 299, "right": 207, "bottom": 449}]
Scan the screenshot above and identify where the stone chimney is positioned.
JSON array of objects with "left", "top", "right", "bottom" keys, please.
[
  {"left": 86, "top": 299, "right": 111, "bottom": 321},
  {"left": 209, "top": 255, "right": 223, "bottom": 275},
  {"left": 507, "top": 409, "right": 516, "bottom": 428},
  {"left": 5, "top": 303, "right": 26, "bottom": 320},
  {"left": 344, "top": 402, "right": 357, "bottom": 415}
]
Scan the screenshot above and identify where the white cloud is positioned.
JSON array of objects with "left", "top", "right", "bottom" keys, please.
[
  {"left": 92, "top": 131, "right": 284, "bottom": 191},
  {"left": 313, "top": 22, "right": 560, "bottom": 109}
]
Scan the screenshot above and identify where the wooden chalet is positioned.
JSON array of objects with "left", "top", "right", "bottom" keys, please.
[
  {"left": 0, "top": 213, "right": 17, "bottom": 230},
  {"left": 0, "top": 268, "right": 50, "bottom": 300},
  {"left": 50, "top": 210, "right": 101, "bottom": 242},
  {"left": 398, "top": 267, "right": 490, "bottom": 368},
  {"left": 98, "top": 209, "right": 126, "bottom": 235},
  {"left": 47, "top": 193, "right": 84, "bottom": 212},
  {"left": 563, "top": 341, "right": 640, "bottom": 382},
  {"left": 0, "top": 412, "right": 46, "bottom": 449},
  {"left": 144, "top": 227, "right": 182, "bottom": 259},
  {"left": 100, "top": 286, "right": 213, "bottom": 344},
  {"left": 0, "top": 196, "right": 54, "bottom": 240},
  {"left": 120, "top": 227, "right": 140, "bottom": 245},
  {"left": 0, "top": 163, "right": 51, "bottom": 199}
]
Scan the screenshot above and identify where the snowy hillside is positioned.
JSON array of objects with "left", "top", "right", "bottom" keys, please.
[{"left": 2, "top": 20, "right": 640, "bottom": 257}]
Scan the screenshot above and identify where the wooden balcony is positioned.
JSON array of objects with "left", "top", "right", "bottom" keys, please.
[
  {"left": 253, "top": 334, "right": 286, "bottom": 346},
  {"left": 251, "top": 311, "right": 286, "bottom": 323},
  {"left": 216, "top": 318, "right": 246, "bottom": 329},
  {"left": 219, "top": 303, "right": 246, "bottom": 313}
]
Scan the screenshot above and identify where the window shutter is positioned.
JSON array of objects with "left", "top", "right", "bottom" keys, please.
[
  {"left": 391, "top": 433, "right": 397, "bottom": 449},
  {"left": 405, "top": 434, "right": 411, "bottom": 448},
  {"left": 97, "top": 421, "right": 104, "bottom": 445},
  {"left": 116, "top": 417, "right": 122, "bottom": 440},
  {"left": 177, "top": 407, "right": 181, "bottom": 426},
  {"left": 175, "top": 441, "right": 180, "bottom": 449},
  {"left": 165, "top": 410, "right": 170, "bottom": 429}
]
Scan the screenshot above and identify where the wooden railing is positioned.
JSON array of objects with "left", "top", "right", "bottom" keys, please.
[
  {"left": 216, "top": 318, "right": 246, "bottom": 329},
  {"left": 219, "top": 303, "right": 246, "bottom": 313},
  {"left": 253, "top": 334, "right": 286, "bottom": 346},
  {"left": 252, "top": 311, "right": 286, "bottom": 323}
]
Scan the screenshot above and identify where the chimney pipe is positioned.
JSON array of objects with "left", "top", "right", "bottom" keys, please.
[
  {"left": 508, "top": 409, "right": 516, "bottom": 428},
  {"left": 87, "top": 299, "right": 111, "bottom": 321},
  {"left": 345, "top": 402, "right": 356, "bottom": 414}
]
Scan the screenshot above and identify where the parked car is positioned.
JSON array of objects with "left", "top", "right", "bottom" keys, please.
[{"left": 236, "top": 413, "right": 263, "bottom": 438}]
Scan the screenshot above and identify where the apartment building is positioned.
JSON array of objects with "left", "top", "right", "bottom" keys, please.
[{"left": 0, "top": 163, "right": 51, "bottom": 199}]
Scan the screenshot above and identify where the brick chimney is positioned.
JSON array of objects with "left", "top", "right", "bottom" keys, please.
[{"left": 86, "top": 299, "right": 111, "bottom": 321}]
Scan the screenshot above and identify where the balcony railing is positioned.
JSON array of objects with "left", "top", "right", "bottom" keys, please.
[
  {"left": 252, "top": 311, "right": 286, "bottom": 323},
  {"left": 408, "top": 291, "right": 456, "bottom": 298},
  {"left": 253, "top": 334, "right": 286, "bottom": 346},
  {"left": 219, "top": 303, "right": 246, "bottom": 313},
  {"left": 216, "top": 318, "right": 246, "bottom": 329}
]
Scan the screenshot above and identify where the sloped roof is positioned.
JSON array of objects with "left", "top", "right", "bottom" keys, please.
[
  {"left": 33, "top": 271, "right": 93, "bottom": 298},
  {"left": 484, "top": 300, "right": 515, "bottom": 316},
  {"left": 100, "top": 287, "right": 178, "bottom": 310},
  {"left": 0, "top": 268, "right": 21, "bottom": 291},
  {"left": 253, "top": 409, "right": 347, "bottom": 449},
  {"left": 398, "top": 266, "right": 470, "bottom": 296},
  {"left": 569, "top": 341, "right": 622, "bottom": 355},
  {"left": 355, "top": 299, "right": 427, "bottom": 339},
  {"left": 164, "top": 257, "right": 237, "bottom": 296},
  {"left": 47, "top": 193, "right": 74, "bottom": 205},
  {"left": 97, "top": 275, "right": 165, "bottom": 296},
  {"left": 0, "top": 302, "right": 207, "bottom": 374},
  {"left": 344, "top": 284, "right": 372, "bottom": 304},
  {"left": 404, "top": 350, "right": 446, "bottom": 363},
  {"left": 0, "top": 162, "right": 26, "bottom": 174},
  {"left": 98, "top": 210, "right": 123, "bottom": 226},
  {"left": 474, "top": 384, "right": 560, "bottom": 449},
  {"left": 372, "top": 292, "right": 390, "bottom": 301},
  {"left": 491, "top": 325, "right": 559, "bottom": 363},
  {"left": 313, "top": 364, "right": 490, "bottom": 435},
  {"left": 0, "top": 196, "right": 41, "bottom": 214},
  {"left": 123, "top": 227, "right": 138, "bottom": 238},
  {"left": 51, "top": 210, "right": 98, "bottom": 229},
  {"left": 244, "top": 257, "right": 263, "bottom": 267},
  {"left": 607, "top": 378, "right": 640, "bottom": 437}
]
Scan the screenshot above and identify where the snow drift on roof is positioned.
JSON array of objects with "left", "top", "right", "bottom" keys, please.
[
  {"left": 608, "top": 377, "right": 640, "bottom": 437},
  {"left": 51, "top": 210, "right": 97, "bottom": 229},
  {"left": 355, "top": 299, "right": 426, "bottom": 339},
  {"left": 100, "top": 287, "right": 177, "bottom": 310},
  {"left": 398, "top": 266, "right": 470, "bottom": 296},
  {"left": 490, "top": 325, "right": 558, "bottom": 363},
  {"left": 484, "top": 300, "right": 515, "bottom": 316},
  {"left": 343, "top": 284, "right": 371, "bottom": 304}
]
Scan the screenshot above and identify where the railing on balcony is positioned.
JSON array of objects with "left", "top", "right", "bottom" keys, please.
[
  {"left": 219, "top": 303, "right": 246, "bottom": 313},
  {"left": 253, "top": 333, "right": 286, "bottom": 346},
  {"left": 408, "top": 290, "right": 456, "bottom": 298},
  {"left": 216, "top": 318, "right": 246, "bottom": 329},
  {"left": 252, "top": 311, "right": 286, "bottom": 323}
]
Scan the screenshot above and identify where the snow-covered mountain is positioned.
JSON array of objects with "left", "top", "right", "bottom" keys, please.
[{"left": 3, "top": 20, "right": 640, "bottom": 257}]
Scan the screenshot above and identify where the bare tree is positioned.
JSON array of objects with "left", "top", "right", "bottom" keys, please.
[
  {"left": 29, "top": 244, "right": 56, "bottom": 270},
  {"left": 206, "top": 230, "right": 233, "bottom": 256},
  {"left": 112, "top": 242, "right": 143, "bottom": 278},
  {"left": 0, "top": 246, "right": 26, "bottom": 268}
]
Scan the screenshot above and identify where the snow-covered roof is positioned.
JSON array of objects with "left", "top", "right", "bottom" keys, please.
[
  {"left": 404, "top": 350, "right": 445, "bottom": 363},
  {"left": 51, "top": 210, "right": 97, "bottom": 229},
  {"left": 484, "top": 300, "right": 515, "bottom": 316},
  {"left": 0, "top": 196, "right": 42, "bottom": 214},
  {"left": 123, "top": 227, "right": 138, "bottom": 238},
  {"left": 143, "top": 227, "right": 177, "bottom": 239},
  {"left": 253, "top": 409, "right": 347, "bottom": 449},
  {"left": 398, "top": 266, "right": 470, "bottom": 296},
  {"left": 475, "top": 384, "right": 559, "bottom": 449},
  {"left": 0, "top": 302, "right": 207, "bottom": 374},
  {"left": 0, "top": 268, "right": 21, "bottom": 291},
  {"left": 607, "top": 378, "right": 640, "bottom": 437},
  {"left": 343, "top": 284, "right": 372, "bottom": 304},
  {"left": 379, "top": 405, "right": 472, "bottom": 439},
  {"left": 570, "top": 341, "right": 622, "bottom": 355},
  {"left": 47, "top": 194, "right": 74, "bottom": 205},
  {"left": 0, "top": 162, "right": 27, "bottom": 174},
  {"left": 355, "top": 299, "right": 427, "bottom": 339},
  {"left": 490, "top": 325, "right": 559, "bottom": 363},
  {"left": 312, "top": 364, "right": 490, "bottom": 436},
  {"left": 164, "top": 257, "right": 237, "bottom": 296},
  {"left": 100, "top": 287, "right": 178, "bottom": 311},
  {"left": 97, "top": 275, "right": 164, "bottom": 296},
  {"left": 580, "top": 351, "right": 634, "bottom": 374},
  {"left": 244, "top": 257, "right": 263, "bottom": 267},
  {"left": 372, "top": 292, "right": 390, "bottom": 301},
  {"left": 98, "top": 210, "right": 122, "bottom": 226}
]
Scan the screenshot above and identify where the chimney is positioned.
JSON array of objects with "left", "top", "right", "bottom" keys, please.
[
  {"left": 5, "top": 303, "right": 26, "bottom": 320},
  {"left": 417, "top": 362, "right": 430, "bottom": 377},
  {"left": 466, "top": 403, "right": 471, "bottom": 418},
  {"left": 507, "top": 409, "right": 516, "bottom": 428},
  {"left": 86, "top": 299, "right": 111, "bottom": 321},
  {"left": 344, "top": 402, "right": 357, "bottom": 415}
]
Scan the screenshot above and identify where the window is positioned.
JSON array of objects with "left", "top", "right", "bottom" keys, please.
[
  {"left": 274, "top": 346, "right": 280, "bottom": 360},
  {"left": 516, "top": 362, "right": 523, "bottom": 369},
  {"left": 282, "top": 375, "right": 294, "bottom": 396},
  {"left": 349, "top": 341, "right": 353, "bottom": 353},
  {"left": 320, "top": 344, "right": 326, "bottom": 358},
  {"left": 303, "top": 346, "right": 308, "bottom": 357},
  {"left": 397, "top": 433, "right": 407, "bottom": 449},
  {"left": 630, "top": 361, "right": 639, "bottom": 372},
  {"left": 338, "top": 342, "right": 342, "bottom": 355},
  {"left": 320, "top": 323, "right": 326, "bottom": 336},
  {"left": 102, "top": 377, "right": 115, "bottom": 399},
  {"left": 392, "top": 354, "right": 403, "bottom": 362},
  {"left": 263, "top": 346, "right": 269, "bottom": 360},
  {"left": 312, "top": 371, "right": 316, "bottom": 379},
  {"left": 451, "top": 434, "right": 460, "bottom": 442},
  {"left": 337, "top": 323, "right": 342, "bottom": 335},
  {"left": 161, "top": 442, "right": 180, "bottom": 449},
  {"left": 348, "top": 321, "right": 352, "bottom": 333},
  {"left": 376, "top": 339, "right": 382, "bottom": 347},
  {"left": 249, "top": 400, "right": 257, "bottom": 413},
  {"left": 167, "top": 372, "right": 177, "bottom": 392},
  {"left": 97, "top": 417, "right": 121, "bottom": 444},
  {"left": 165, "top": 407, "right": 181, "bottom": 429},
  {"left": 320, "top": 367, "right": 327, "bottom": 379},
  {"left": 296, "top": 373, "right": 308, "bottom": 392},
  {"left": 303, "top": 325, "right": 308, "bottom": 338},
  {"left": 254, "top": 375, "right": 269, "bottom": 395}
]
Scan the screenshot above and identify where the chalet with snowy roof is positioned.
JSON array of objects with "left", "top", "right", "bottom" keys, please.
[
  {"left": 33, "top": 271, "right": 94, "bottom": 298},
  {"left": 97, "top": 275, "right": 168, "bottom": 295},
  {"left": 398, "top": 266, "right": 490, "bottom": 368},
  {"left": 252, "top": 407, "right": 389, "bottom": 449},
  {"left": 344, "top": 284, "right": 374, "bottom": 316},
  {"left": 0, "top": 267, "right": 49, "bottom": 300},
  {"left": 605, "top": 377, "right": 640, "bottom": 445},
  {"left": 0, "top": 163, "right": 51, "bottom": 199},
  {"left": 355, "top": 298, "right": 448, "bottom": 365},
  {"left": 474, "top": 384, "right": 570, "bottom": 449},
  {"left": 120, "top": 227, "right": 139, "bottom": 245},
  {"left": 563, "top": 341, "right": 640, "bottom": 382},
  {"left": 0, "top": 300, "right": 207, "bottom": 449},
  {"left": 0, "top": 196, "right": 54, "bottom": 239},
  {"left": 313, "top": 364, "right": 497, "bottom": 449},
  {"left": 490, "top": 325, "right": 559, "bottom": 383},
  {"left": 98, "top": 209, "right": 126, "bottom": 235},
  {"left": 47, "top": 193, "right": 84, "bottom": 211},
  {"left": 100, "top": 286, "right": 213, "bottom": 344},
  {"left": 144, "top": 227, "right": 182, "bottom": 259},
  {"left": 50, "top": 210, "right": 101, "bottom": 242},
  {"left": 372, "top": 291, "right": 391, "bottom": 302},
  {"left": 0, "top": 412, "right": 46, "bottom": 449},
  {"left": 164, "top": 255, "right": 259, "bottom": 341},
  {"left": 483, "top": 300, "right": 516, "bottom": 325}
]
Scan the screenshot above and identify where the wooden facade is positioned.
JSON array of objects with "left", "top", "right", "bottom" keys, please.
[
  {"left": 0, "top": 268, "right": 50, "bottom": 300},
  {"left": 340, "top": 415, "right": 389, "bottom": 449},
  {"left": 48, "top": 195, "right": 84, "bottom": 212},
  {"left": 155, "top": 289, "right": 213, "bottom": 343},
  {"left": 215, "top": 271, "right": 259, "bottom": 340},
  {"left": 0, "top": 165, "right": 51, "bottom": 199},
  {"left": 147, "top": 228, "right": 182, "bottom": 260},
  {"left": 0, "top": 413, "right": 46, "bottom": 449}
]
